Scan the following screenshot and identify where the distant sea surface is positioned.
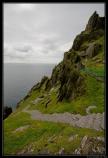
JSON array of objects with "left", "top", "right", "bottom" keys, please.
[{"left": 3, "top": 63, "right": 56, "bottom": 111}]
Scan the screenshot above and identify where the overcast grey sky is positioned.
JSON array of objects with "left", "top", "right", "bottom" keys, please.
[{"left": 4, "top": 3, "right": 105, "bottom": 64}]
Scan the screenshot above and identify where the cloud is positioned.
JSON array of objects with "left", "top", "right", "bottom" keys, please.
[
  {"left": 3, "top": 40, "right": 71, "bottom": 63},
  {"left": 15, "top": 45, "right": 33, "bottom": 53},
  {"left": 4, "top": 44, "right": 31, "bottom": 62},
  {"left": 4, "top": 3, "right": 104, "bottom": 63},
  {"left": 15, "top": 4, "right": 36, "bottom": 11}
]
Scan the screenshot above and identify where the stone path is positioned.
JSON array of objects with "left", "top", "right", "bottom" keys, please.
[{"left": 22, "top": 105, "right": 104, "bottom": 131}]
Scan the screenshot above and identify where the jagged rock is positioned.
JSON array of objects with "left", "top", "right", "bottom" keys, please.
[
  {"left": 81, "top": 136, "right": 88, "bottom": 148},
  {"left": 71, "top": 29, "right": 104, "bottom": 52},
  {"left": 3, "top": 106, "right": 12, "bottom": 120},
  {"left": 39, "top": 76, "right": 49, "bottom": 89},
  {"left": 85, "top": 11, "right": 99, "bottom": 31},
  {"left": 70, "top": 11, "right": 104, "bottom": 51},
  {"left": 85, "top": 11, "right": 105, "bottom": 32},
  {"left": 58, "top": 66, "right": 85, "bottom": 101},
  {"left": 58, "top": 67, "right": 82, "bottom": 101},
  {"left": 86, "top": 43, "right": 101, "bottom": 58},
  {"left": 72, "top": 33, "right": 89, "bottom": 51},
  {"left": 45, "top": 79, "right": 52, "bottom": 91},
  {"left": 74, "top": 136, "right": 105, "bottom": 154},
  {"left": 50, "top": 62, "right": 63, "bottom": 86}
]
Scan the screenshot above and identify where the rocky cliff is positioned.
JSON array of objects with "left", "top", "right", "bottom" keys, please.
[
  {"left": 4, "top": 12, "right": 105, "bottom": 156},
  {"left": 25, "top": 11, "right": 104, "bottom": 103}
]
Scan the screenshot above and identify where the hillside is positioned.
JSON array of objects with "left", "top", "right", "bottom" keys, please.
[{"left": 4, "top": 11, "right": 105, "bottom": 155}]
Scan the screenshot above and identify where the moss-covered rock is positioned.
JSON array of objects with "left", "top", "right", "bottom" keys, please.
[{"left": 58, "top": 68, "right": 85, "bottom": 101}]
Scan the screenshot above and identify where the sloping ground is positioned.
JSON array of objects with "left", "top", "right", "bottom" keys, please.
[
  {"left": 4, "top": 111, "right": 105, "bottom": 155},
  {"left": 16, "top": 30, "right": 104, "bottom": 116},
  {"left": 22, "top": 105, "right": 104, "bottom": 131},
  {"left": 4, "top": 12, "right": 105, "bottom": 155},
  {"left": 17, "top": 72, "right": 104, "bottom": 115}
]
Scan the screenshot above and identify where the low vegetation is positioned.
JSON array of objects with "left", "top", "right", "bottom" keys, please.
[
  {"left": 4, "top": 112, "right": 104, "bottom": 155},
  {"left": 4, "top": 12, "right": 105, "bottom": 155}
]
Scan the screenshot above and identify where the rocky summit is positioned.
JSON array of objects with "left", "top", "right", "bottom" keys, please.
[{"left": 4, "top": 12, "right": 105, "bottom": 156}]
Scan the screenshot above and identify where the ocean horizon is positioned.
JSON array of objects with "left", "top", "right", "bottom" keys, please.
[{"left": 3, "top": 63, "right": 56, "bottom": 111}]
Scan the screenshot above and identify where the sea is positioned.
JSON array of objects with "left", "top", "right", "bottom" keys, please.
[{"left": 3, "top": 63, "right": 56, "bottom": 111}]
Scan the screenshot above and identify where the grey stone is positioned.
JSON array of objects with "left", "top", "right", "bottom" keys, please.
[
  {"left": 86, "top": 43, "right": 101, "bottom": 58},
  {"left": 81, "top": 136, "right": 88, "bottom": 148},
  {"left": 74, "top": 136, "right": 105, "bottom": 154},
  {"left": 68, "top": 134, "right": 78, "bottom": 142}
]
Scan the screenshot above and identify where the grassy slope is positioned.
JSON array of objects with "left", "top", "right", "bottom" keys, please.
[
  {"left": 23, "top": 35, "right": 104, "bottom": 115},
  {"left": 4, "top": 36, "right": 105, "bottom": 155},
  {"left": 4, "top": 112, "right": 104, "bottom": 155}
]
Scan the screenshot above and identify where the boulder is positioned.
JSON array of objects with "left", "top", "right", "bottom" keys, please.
[{"left": 86, "top": 43, "right": 101, "bottom": 58}]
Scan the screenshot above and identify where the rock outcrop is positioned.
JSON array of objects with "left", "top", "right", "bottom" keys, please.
[
  {"left": 74, "top": 136, "right": 105, "bottom": 154},
  {"left": 71, "top": 11, "right": 104, "bottom": 51},
  {"left": 3, "top": 106, "right": 12, "bottom": 120},
  {"left": 86, "top": 43, "right": 102, "bottom": 58},
  {"left": 20, "top": 11, "right": 104, "bottom": 103},
  {"left": 43, "top": 12, "right": 104, "bottom": 101},
  {"left": 85, "top": 11, "right": 105, "bottom": 32}
]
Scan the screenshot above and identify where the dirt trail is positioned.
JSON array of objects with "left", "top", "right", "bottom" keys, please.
[{"left": 22, "top": 105, "right": 104, "bottom": 131}]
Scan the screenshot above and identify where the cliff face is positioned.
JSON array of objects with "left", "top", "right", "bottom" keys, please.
[{"left": 30, "top": 11, "right": 104, "bottom": 102}]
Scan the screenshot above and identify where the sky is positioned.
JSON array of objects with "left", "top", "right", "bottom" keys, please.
[{"left": 4, "top": 3, "right": 105, "bottom": 64}]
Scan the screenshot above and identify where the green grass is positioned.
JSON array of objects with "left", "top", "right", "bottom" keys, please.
[
  {"left": 27, "top": 73, "right": 104, "bottom": 115},
  {"left": 4, "top": 33, "right": 105, "bottom": 155},
  {"left": 16, "top": 34, "right": 104, "bottom": 116},
  {"left": 82, "top": 67, "right": 104, "bottom": 77},
  {"left": 4, "top": 111, "right": 104, "bottom": 155}
]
